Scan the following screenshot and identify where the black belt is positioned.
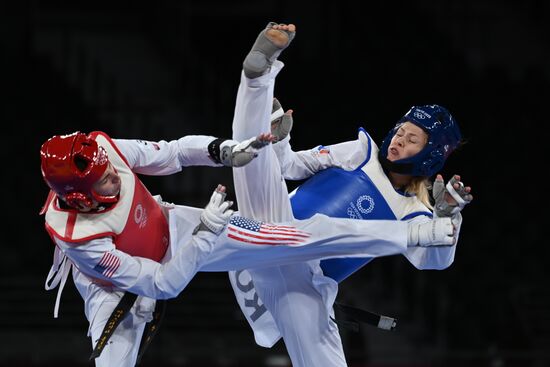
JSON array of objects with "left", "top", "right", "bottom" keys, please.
[
  {"left": 89, "top": 292, "right": 166, "bottom": 363},
  {"left": 332, "top": 302, "right": 397, "bottom": 332},
  {"left": 136, "top": 299, "right": 166, "bottom": 365}
]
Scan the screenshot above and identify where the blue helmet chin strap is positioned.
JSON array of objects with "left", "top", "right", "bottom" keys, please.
[{"left": 379, "top": 105, "right": 462, "bottom": 177}]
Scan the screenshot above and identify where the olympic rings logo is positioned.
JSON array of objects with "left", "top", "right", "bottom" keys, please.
[
  {"left": 134, "top": 204, "right": 148, "bottom": 229},
  {"left": 356, "top": 195, "right": 375, "bottom": 214},
  {"left": 347, "top": 195, "right": 375, "bottom": 219}
]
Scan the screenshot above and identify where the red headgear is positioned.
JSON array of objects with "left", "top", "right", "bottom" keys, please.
[{"left": 40, "top": 132, "right": 118, "bottom": 209}]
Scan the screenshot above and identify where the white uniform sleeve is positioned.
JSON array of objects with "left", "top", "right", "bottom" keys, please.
[
  {"left": 273, "top": 134, "right": 368, "bottom": 180},
  {"left": 113, "top": 136, "right": 222, "bottom": 175},
  {"left": 55, "top": 230, "right": 218, "bottom": 299},
  {"left": 402, "top": 215, "right": 458, "bottom": 270}
]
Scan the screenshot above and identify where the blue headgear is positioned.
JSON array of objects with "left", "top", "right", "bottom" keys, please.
[{"left": 379, "top": 105, "right": 462, "bottom": 177}]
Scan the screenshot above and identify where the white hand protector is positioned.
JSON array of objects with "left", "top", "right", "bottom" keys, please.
[
  {"left": 220, "top": 136, "right": 271, "bottom": 167},
  {"left": 271, "top": 97, "right": 293, "bottom": 142},
  {"left": 195, "top": 185, "right": 234, "bottom": 234},
  {"left": 433, "top": 175, "right": 473, "bottom": 217},
  {"left": 407, "top": 217, "right": 455, "bottom": 247}
]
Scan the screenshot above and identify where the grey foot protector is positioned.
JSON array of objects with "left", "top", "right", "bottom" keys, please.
[{"left": 243, "top": 22, "right": 296, "bottom": 78}]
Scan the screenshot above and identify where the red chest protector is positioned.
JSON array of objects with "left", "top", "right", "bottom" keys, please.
[{"left": 43, "top": 132, "right": 169, "bottom": 262}]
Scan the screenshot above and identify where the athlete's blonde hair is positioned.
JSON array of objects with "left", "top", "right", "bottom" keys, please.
[{"left": 405, "top": 177, "right": 433, "bottom": 209}]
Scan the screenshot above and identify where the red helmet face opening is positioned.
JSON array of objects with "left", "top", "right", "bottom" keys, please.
[{"left": 40, "top": 132, "right": 112, "bottom": 209}]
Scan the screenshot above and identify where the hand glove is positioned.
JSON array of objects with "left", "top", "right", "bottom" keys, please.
[
  {"left": 220, "top": 135, "right": 273, "bottom": 167},
  {"left": 433, "top": 174, "right": 473, "bottom": 217},
  {"left": 195, "top": 184, "right": 234, "bottom": 234},
  {"left": 271, "top": 97, "right": 293, "bottom": 142},
  {"left": 407, "top": 217, "right": 455, "bottom": 247}
]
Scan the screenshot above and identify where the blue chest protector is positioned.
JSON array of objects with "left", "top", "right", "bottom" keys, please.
[
  {"left": 289, "top": 131, "right": 431, "bottom": 282},
  {"left": 290, "top": 167, "right": 396, "bottom": 282}
]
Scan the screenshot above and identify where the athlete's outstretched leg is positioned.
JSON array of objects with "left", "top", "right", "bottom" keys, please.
[
  {"left": 232, "top": 22, "right": 296, "bottom": 222},
  {"left": 229, "top": 22, "right": 350, "bottom": 367}
]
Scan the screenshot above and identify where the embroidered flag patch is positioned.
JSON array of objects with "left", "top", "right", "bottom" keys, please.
[
  {"left": 93, "top": 252, "right": 121, "bottom": 278},
  {"left": 227, "top": 216, "right": 311, "bottom": 245},
  {"left": 312, "top": 145, "right": 330, "bottom": 155}
]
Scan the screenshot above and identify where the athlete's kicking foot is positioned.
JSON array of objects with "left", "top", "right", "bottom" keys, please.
[{"left": 243, "top": 22, "right": 296, "bottom": 79}]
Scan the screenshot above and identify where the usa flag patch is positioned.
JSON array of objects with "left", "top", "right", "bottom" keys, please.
[
  {"left": 93, "top": 252, "right": 121, "bottom": 278},
  {"left": 228, "top": 216, "right": 311, "bottom": 245}
]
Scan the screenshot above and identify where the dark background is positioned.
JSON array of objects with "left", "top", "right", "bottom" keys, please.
[{"left": 2, "top": 0, "right": 548, "bottom": 366}]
